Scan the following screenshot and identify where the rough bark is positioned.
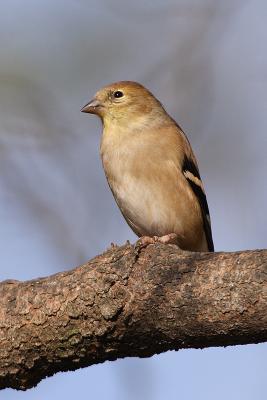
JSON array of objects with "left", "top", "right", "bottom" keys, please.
[{"left": 0, "top": 243, "right": 266, "bottom": 391}]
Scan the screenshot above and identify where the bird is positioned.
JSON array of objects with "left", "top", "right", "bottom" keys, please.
[{"left": 81, "top": 81, "right": 214, "bottom": 252}]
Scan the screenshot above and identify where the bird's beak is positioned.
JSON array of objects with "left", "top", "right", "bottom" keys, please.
[{"left": 81, "top": 98, "right": 102, "bottom": 114}]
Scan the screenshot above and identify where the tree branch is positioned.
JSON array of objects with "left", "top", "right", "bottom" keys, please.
[{"left": 0, "top": 243, "right": 266, "bottom": 390}]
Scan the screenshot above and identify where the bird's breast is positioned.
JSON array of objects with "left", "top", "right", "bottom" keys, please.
[{"left": 100, "top": 135, "right": 200, "bottom": 240}]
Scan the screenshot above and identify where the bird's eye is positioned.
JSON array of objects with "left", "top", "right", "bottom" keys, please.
[{"left": 113, "top": 90, "right": 124, "bottom": 98}]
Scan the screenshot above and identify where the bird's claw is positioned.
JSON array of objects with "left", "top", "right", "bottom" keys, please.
[
  {"left": 135, "top": 233, "right": 178, "bottom": 251},
  {"left": 135, "top": 236, "right": 156, "bottom": 251}
]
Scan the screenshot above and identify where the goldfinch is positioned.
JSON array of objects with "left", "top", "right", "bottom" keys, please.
[{"left": 81, "top": 81, "right": 214, "bottom": 252}]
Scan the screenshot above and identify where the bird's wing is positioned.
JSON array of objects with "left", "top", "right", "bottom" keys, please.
[{"left": 179, "top": 130, "right": 214, "bottom": 252}]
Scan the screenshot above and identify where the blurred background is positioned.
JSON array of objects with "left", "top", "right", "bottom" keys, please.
[{"left": 1, "top": 0, "right": 266, "bottom": 399}]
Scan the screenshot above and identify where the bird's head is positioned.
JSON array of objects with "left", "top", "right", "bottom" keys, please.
[{"left": 81, "top": 81, "right": 167, "bottom": 129}]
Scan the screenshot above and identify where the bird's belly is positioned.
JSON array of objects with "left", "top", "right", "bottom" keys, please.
[
  {"left": 102, "top": 144, "right": 206, "bottom": 251},
  {"left": 109, "top": 174, "right": 195, "bottom": 240}
]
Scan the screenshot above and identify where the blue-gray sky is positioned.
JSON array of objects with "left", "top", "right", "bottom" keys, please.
[{"left": 0, "top": 1, "right": 266, "bottom": 399}]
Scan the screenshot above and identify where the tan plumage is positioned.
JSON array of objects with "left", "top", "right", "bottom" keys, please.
[{"left": 81, "top": 81, "right": 214, "bottom": 252}]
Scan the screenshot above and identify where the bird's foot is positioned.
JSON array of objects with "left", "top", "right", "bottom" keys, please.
[
  {"left": 156, "top": 233, "right": 178, "bottom": 245},
  {"left": 135, "top": 233, "right": 178, "bottom": 251},
  {"left": 135, "top": 236, "right": 156, "bottom": 250}
]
